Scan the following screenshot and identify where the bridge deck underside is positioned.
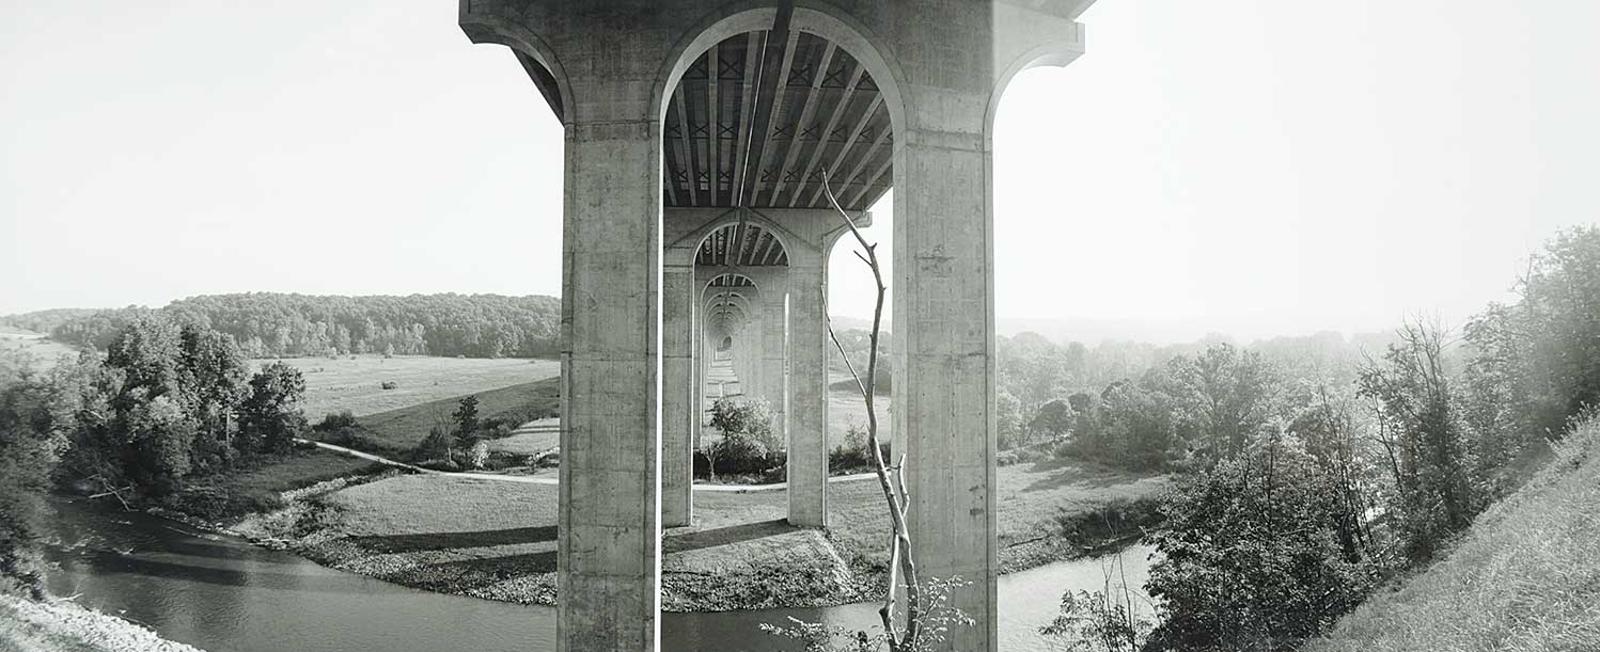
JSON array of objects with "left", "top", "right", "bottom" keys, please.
[{"left": 664, "top": 30, "right": 893, "bottom": 212}]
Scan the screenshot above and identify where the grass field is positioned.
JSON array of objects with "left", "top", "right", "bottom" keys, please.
[
  {"left": 332, "top": 377, "right": 562, "bottom": 455},
  {"left": 486, "top": 418, "right": 561, "bottom": 456},
  {"left": 288, "top": 456, "right": 1166, "bottom": 610},
  {"left": 264, "top": 355, "right": 559, "bottom": 418},
  {"left": 174, "top": 448, "right": 383, "bottom": 520},
  {"left": 0, "top": 331, "right": 81, "bottom": 369},
  {"left": 1309, "top": 417, "right": 1600, "bottom": 651},
  {"left": 827, "top": 385, "right": 891, "bottom": 444}
]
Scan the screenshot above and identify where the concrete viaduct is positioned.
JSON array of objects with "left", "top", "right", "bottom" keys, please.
[{"left": 457, "top": 1, "right": 1095, "bottom": 650}]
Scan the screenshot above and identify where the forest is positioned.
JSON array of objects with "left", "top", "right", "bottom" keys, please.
[{"left": 2, "top": 293, "right": 561, "bottom": 359}]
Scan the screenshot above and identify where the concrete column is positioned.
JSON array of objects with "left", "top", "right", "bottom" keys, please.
[
  {"left": 786, "top": 256, "right": 828, "bottom": 527},
  {"left": 557, "top": 109, "right": 661, "bottom": 651},
  {"left": 892, "top": 134, "right": 996, "bottom": 651},
  {"left": 760, "top": 278, "right": 788, "bottom": 442},
  {"left": 661, "top": 262, "right": 695, "bottom": 527}
]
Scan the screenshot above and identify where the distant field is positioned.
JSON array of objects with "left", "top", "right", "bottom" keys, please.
[
  {"left": 0, "top": 331, "right": 81, "bottom": 368},
  {"left": 337, "top": 377, "right": 562, "bottom": 455},
  {"left": 828, "top": 386, "right": 891, "bottom": 444},
  {"left": 262, "top": 355, "right": 559, "bottom": 418}
]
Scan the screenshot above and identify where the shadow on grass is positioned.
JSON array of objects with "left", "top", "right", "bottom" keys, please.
[
  {"left": 664, "top": 519, "right": 796, "bottom": 554},
  {"left": 432, "top": 550, "right": 558, "bottom": 582},
  {"left": 347, "top": 525, "right": 557, "bottom": 554},
  {"left": 1020, "top": 458, "right": 1154, "bottom": 493}
]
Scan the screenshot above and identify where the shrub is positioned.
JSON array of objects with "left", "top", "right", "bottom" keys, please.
[
  {"left": 702, "top": 397, "right": 783, "bottom": 479},
  {"left": 461, "top": 440, "right": 491, "bottom": 470}
]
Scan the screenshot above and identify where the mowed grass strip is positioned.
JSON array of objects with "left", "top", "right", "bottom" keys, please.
[
  {"left": 1308, "top": 418, "right": 1600, "bottom": 652},
  {"left": 267, "top": 355, "right": 559, "bottom": 418},
  {"left": 338, "top": 377, "right": 561, "bottom": 455}
]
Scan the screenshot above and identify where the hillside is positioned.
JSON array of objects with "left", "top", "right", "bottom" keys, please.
[
  {"left": 1307, "top": 418, "right": 1600, "bottom": 651},
  {"left": 18, "top": 293, "right": 561, "bottom": 359}
]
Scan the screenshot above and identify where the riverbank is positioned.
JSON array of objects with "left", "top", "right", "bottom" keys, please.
[
  {"left": 219, "top": 455, "right": 1165, "bottom": 612},
  {"left": 0, "top": 594, "right": 206, "bottom": 652},
  {"left": 1307, "top": 417, "right": 1600, "bottom": 651}
]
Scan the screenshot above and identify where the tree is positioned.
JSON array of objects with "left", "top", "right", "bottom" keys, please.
[
  {"left": 704, "top": 397, "right": 776, "bottom": 479},
  {"left": 1144, "top": 439, "right": 1379, "bottom": 650},
  {"left": 0, "top": 352, "right": 65, "bottom": 599},
  {"left": 102, "top": 315, "right": 196, "bottom": 497},
  {"left": 452, "top": 394, "right": 481, "bottom": 448},
  {"left": 996, "top": 390, "right": 1023, "bottom": 450},
  {"left": 239, "top": 361, "right": 308, "bottom": 454},
  {"left": 1357, "top": 321, "right": 1475, "bottom": 562},
  {"left": 177, "top": 325, "right": 248, "bottom": 473},
  {"left": 1028, "top": 398, "right": 1074, "bottom": 442},
  {"left": 1162, "top": 343, "right": 1280, "bottom": 465}
]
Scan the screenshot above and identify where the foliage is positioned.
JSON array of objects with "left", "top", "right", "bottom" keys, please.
[
  {"left": 1305, "top": 414, "right": 1600, "bottom": 652},
  {"left": 1144, "top": 435, "right": 1382, "bottom": 651},
  {"left": 1161, "top": 343, "right": 1281, "bottom": 465},
  {"left": 51, "top": 316, "right": 312, "bottom": 502},
  {"left": 1356, "top": 322, "right": 1476, "bottom": 562},
  {"left": 451, "top": 395, "right": 481, "bottom": 449},
  {"left": 0, "top": 352, "right": 66, "bottom": 599},
  {"left": 1041, "top": 553, "right": 1154, "bottom": 652},
  {"left": 831, "top": 423, "right": 891, "bottom": 474},
  {"left": 239, "top": 361, "right": 309, "bottom": 454},
  {"left": 45, "top": 292, "right": 561, "bottom": 359},
  {"left": 311, "top": 410, "right": 385, "bottom": 450},
  {"left": 996, "top": 389, "right": 1024, "bottom": 450},
  {"left": 1028, "top": 398, "right": 1074, "bottom": 442},
  {"left": 703, "top": 397, "right": 779, "bottom": 479}
]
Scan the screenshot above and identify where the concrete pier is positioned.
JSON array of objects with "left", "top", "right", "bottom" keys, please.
[{"left": 461, "top": 3, "right": 1094, "bottom": 649}]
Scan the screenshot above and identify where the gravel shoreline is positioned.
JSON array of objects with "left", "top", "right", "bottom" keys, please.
[{"left": 0, "top": 594, "right": 205, "bottom": 652}]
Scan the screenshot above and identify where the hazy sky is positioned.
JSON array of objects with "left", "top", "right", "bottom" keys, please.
[{"left": 3, "top": 1, "right": 1597, "bottom": 343}]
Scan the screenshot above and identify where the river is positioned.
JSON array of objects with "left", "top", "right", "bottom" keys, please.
[{"left": 44, "top": 497, "right": 1154, "bottom": 652}]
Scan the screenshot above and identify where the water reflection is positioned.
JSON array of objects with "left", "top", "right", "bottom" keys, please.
[{"left": 46, "top": 497, "right": 1152, "bottom": 652}]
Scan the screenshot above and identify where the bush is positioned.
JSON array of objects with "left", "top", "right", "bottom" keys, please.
[
  {"left": 311, "top": 411, "right": 386, "bottom": 450},
  {"left": 701, "top": 397, "right": 783, "bottom": 480},
  {"left": 461, "top": 440, "right": 490, "bottom": 470},
  {"left": 168, "top": 483, "right": 288, "bottom": 522}
]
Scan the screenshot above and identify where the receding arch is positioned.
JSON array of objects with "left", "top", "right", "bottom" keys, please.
[
  {"left": 654, "top": 5, "right": 906, "bottom": 211},
  {"left": 655, "top": 4, "right": 906, "bottom": 131}
]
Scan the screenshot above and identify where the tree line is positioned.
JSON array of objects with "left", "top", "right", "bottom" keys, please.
[
  {"left": 0, "top": 314, "right": 312, "bottom": 598},
  {"left": 5, "top": 292, "right": 561, "bottom": 359}
]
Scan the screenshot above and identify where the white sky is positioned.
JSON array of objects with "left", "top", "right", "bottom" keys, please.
[{"left": 3, "top": 1, "right": 1597, "bottom": 343}]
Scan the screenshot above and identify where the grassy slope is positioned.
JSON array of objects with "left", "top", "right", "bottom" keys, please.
[
  {"left": 174, "top": 448, "right": 383, "bottom": 521},
  {"left": 270, "top": 355, "right": 559, "bottom": 418},
  {"left": 287, "top": 458, "right": 1165, "bottom": 610},
  {"left": 328, "top": 377, "right": 562, "bottom": 455},
  {"left": 0, "top": 332, "right": 81, "bottom": 369},
  {"left": 1309, "top": 418, "right": 1600, "bottom": 652}
]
